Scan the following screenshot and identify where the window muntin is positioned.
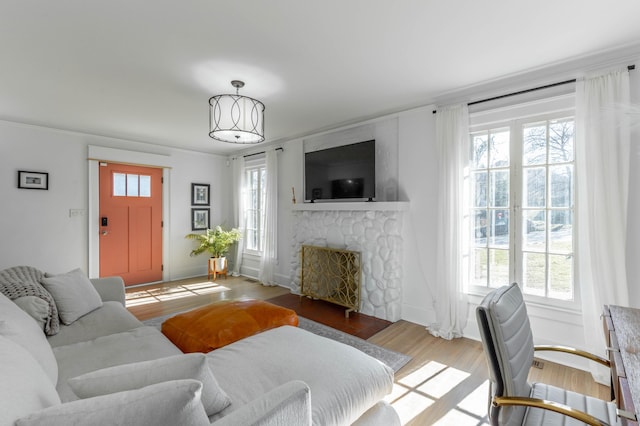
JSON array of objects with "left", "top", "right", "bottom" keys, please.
[{"left": 468, "top": 112, "right": 575, "bottom": 305}]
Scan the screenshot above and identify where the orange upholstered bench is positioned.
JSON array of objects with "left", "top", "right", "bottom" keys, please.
[{"left": 161, "top": 299, "right": 298, "bottom": 353}]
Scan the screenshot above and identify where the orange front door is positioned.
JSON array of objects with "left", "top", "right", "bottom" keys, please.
[{"left": 99, "top": 163, "right": 163, "bottom": 285}]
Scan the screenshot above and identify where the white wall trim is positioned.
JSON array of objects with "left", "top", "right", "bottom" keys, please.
[{"left": 88, "top": 145, "right": 173, "bottom": 168}]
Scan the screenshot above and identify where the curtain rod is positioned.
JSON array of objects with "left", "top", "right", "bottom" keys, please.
[
  {"left": 241, "top": 147, "right": 283, "bottom": 158},
  {"left": 432, "top": 64, "right": 635, "bottom": 113}
]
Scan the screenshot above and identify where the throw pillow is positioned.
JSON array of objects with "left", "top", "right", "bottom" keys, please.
[
  {"left": 68, "top": 353, "right": 231, "bottom": 416},
  {"left": 12, "top": 296, "right": 50, "bottom": 331},
  {"left": 40, "top": 268, "right": 103, "bottom": 325},
  {"left": 0, "top": 336, "right": 61, "bottom": 426},
  {"left": 0, "top": 292, "right": 59, "bottom": 385},
  {"left": 16, "top": 380, "right": 210, "bottom": 426}
]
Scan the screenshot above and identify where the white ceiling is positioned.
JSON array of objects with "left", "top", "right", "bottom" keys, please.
[{"left": 2, "top": 1, "right": 640, "bottom": 155}]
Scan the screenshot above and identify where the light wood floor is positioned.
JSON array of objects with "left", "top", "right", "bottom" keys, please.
[{"left": 125, "top": 275, "right": 610, "bottom": 426}]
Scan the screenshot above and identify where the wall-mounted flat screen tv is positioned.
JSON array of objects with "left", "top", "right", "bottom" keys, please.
[{"left": 304, "top": 140, "right": 375, "bottom": 202}]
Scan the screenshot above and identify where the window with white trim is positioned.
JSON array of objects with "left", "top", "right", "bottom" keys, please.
[
  {"left": 244, "top": 158, "right": 266, "bottom": 253},
  {"left": 467, "top": 96, "right": 576, "bottom": 306}
]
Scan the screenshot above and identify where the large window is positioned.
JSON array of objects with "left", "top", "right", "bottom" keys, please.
[
  {"left": 244, "top": 160, "right": 266, "bottom": 253},
  {"left": 468, "top": 106, "right": 575, "bottom": 305}
]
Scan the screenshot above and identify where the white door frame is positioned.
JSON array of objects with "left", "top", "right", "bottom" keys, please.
[{"left": 87, "top": 145, "right": 172, "bottom": 281}]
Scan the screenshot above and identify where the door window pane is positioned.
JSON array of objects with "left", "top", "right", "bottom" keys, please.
[
  {"left": 139, "top": 175, "right": 151, "bottom": 197},
  {"left": 523, "top": 123, "right": 547, "bottom": 165},
  {"left": 549, "top": 119, "right": 574, "bottom": 163},
  {"left": 549, "top": 254, "right": 573, "bottom": 300},
  {"left": 489, "top": 210, "right": 509, "bottom": 248},
  {"left": 489, "top": 170, "right": 509, "bottom": 207},
  {"left": 489, "top": 249, "right": 509, "bottom": 287},
  {"left": 489, "top": 129, "right": 509, "bottom": 167},
  {"left": 127, "top": 174, "right": 139, "bottom": 197},
  {"left": 472, "top": 172, "right": 487, "bottom": 208},
  {"left": 474, "top": 211, "right": 487, "bottom": 242},
  {"left": 524, "top": 168, "right": 546, "bottom": 207},
  {"left": 113, "top": 173, "right": 126, "bottom": 196},
  {"left": 549, "top": 210, "right": 572, "bottom": 254},
  {"left": 523, "top": 210, "right": 546, "bottom": 252},
  {"left": 550, "top": 165, "right": 573, "bottom": 207},
  {"left": 473, "top": 248, "right": 487, "bottom": 286},
  {"left": 472, "top": 133, "right": 488, "bottom": 168},
  {"left": 523, "top": 252, "right": 545, "bottom": 296}
]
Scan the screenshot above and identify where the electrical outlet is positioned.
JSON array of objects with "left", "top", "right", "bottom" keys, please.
[{"left": 69, "top": 209, "right": 85, "bottom": 217}]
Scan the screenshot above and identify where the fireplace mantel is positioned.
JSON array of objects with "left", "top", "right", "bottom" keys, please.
[{"left": 292, "top": 201, "right": 409, "bottom": 212}]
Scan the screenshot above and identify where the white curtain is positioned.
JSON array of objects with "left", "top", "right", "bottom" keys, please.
[
  {"left": 576, "top": 68, "right": 631, "bottom": 383},
  {"left": 258, "top": 149, "right": 278, "bottom": 286},
  {"left": 429, "top": 104, "right": 470, "bottom": 340},
  {"left": 230, "top": 156, "right": 246, "bottom": 276}
]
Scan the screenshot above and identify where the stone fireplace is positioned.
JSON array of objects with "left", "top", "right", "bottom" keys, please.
[{"left": 289, "top": 202, "right": 409, "bottom": 322}]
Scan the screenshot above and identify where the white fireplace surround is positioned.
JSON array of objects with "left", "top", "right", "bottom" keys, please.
[{"left": 289, "top": 202, "right": 409, "bottom": 322}]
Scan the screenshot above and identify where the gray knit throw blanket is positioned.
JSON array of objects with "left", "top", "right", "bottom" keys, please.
[{"left": 0, "top": 266, "right": 59, "bottom": 335}]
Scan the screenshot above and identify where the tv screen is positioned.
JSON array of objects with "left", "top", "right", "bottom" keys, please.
[{"left": 304, "top": 140, "right": 375, "bottom": 202}]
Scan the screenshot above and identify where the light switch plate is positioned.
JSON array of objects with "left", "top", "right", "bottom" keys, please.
[{"left": 69, "top": 209, "right": 85, "bottom": 217}]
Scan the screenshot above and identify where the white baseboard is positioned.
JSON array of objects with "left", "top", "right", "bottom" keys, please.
[{"left": 401, "top": 304, "right": 435, "bottom": 327}]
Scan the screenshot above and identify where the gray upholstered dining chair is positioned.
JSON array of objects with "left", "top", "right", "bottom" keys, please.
[{"left": 476, "top": 282, "right": 634, "bottom": 426}]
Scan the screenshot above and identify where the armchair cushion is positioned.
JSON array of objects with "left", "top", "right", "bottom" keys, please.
[
  {"left": 0, "top": 292, "right": 58, "bottom": 385},
  {"left": 41, "top": 268, "right": 103, "bottom": 325},
  {"left": 0, "top": 336, "right": 61, "bottom": 426},
  {"left": 69, "top": 353, "right": 231, "bottom": 416},
  {"left": 524, "top": 382, "right": 617, "bottom": 426},
  {"left": 90, "top": 276, "right": 126, "bottom": 305},
  {"left": 212, "top": 380, "right": 311, "bottom": 426}
]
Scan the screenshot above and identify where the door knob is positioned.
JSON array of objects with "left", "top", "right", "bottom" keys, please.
[{"left": 101, "top": 230, "right": 108, "bottom": 236}]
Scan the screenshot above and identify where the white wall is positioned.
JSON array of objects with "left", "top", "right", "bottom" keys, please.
[
  {"left": 0, "top": 123, "right": 89, "bottom": 273},
  {"left": 0, "top": 120, "right": 231, "bottom": 279},
  {"left": 397, "top": 106, "right": 438, "bottom": 325}
]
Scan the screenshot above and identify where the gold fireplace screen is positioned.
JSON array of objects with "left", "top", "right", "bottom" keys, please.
[{"left": 300, "top": 245, "right": 361, "bottom": 317}]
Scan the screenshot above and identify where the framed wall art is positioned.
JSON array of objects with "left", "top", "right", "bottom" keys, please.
[
  {"left": 191, "top": 208, "right": 210, "bottom": 231},
  {"left": 191, "top": 183, "right": 210, "bottom": 206},
  {"left": 18, "top": 171, "right": 49, "bottom": 190}
]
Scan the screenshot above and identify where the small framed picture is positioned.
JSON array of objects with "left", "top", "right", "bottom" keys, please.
[
  {"left": 191, "top": 183, "right": 210, "bottom": 206},
  {"left": 18, "top": 171, "right": 49, "bottom": 190},
  {"left": 191, "top": 208, "right": 210, "bottom": 231}
]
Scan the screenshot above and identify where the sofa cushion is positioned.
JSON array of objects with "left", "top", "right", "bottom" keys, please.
[
  {"left": 213, "top": 380, "right": 312, "bottom": 426},
  {"left": 41, "top": 268, "right": 103, "bottom": 325},
  {"left": 0, "top": 265, "right": 59, "bottom": 335},
  {"left": 69, "top": 353, "right": 231, "bottom": 416},
  {"left": 0, "top": 292, "right": 58, "bottom": 385},
  {"left": 0, "top": 336, "right": 61, "bottom": 426},
  {"left": 54, "top": 325, "right": 182, "bottom": 402},
  {"left": 47, "top": 301, "right": 142, "bottom": 348},
  {"left": 13, "top": 295, "right": 50, "bottom": 330},
  {"left": 16, "top": 380, "right": 210, "bottom": 426},
  {"left": 207, "top": 325, "right": 395, "bottom": 425}
]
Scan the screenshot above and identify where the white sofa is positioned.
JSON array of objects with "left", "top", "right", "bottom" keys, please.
[{"left": 0, "top": 267, "right": 399, "bottom": 426}]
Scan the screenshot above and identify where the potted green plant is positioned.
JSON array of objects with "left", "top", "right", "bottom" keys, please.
[{"left": 185, "top": 225, "right": 242, "bottom": 272}]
